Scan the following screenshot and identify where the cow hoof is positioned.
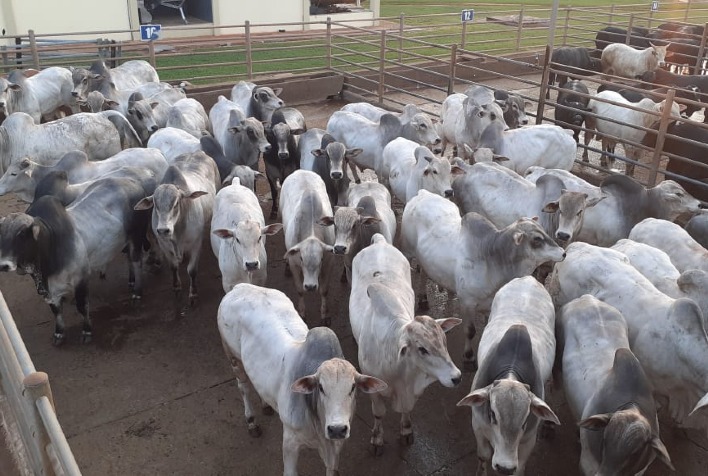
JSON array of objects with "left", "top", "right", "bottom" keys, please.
[
  {"left": 262, "top": 405, "right": 274, "bottom": 416},
  {"left": 369, "top": 444, "right": 384, "bottom": 456},
  {"left": 189, "top": 295, "right": 199, "bottom": 308},
  {"left": 131, "top": 294, "right": 142, "bottom": 306},
  {"left": 128, "top": 281, "right": 135, "bottom": 291},
  {"left": 248, "top": 425, "right": 262, "bottom": 438},
  {"left": 400, "top": 433, "right": 414, "bottom": 446},
  {"left": 52, "top": 333, "right": 66, "bottom": 347},
  {"left": 322, "top": 317, "right": 332, "bottom": 327},
  {"left": 81, "top": 331, "right": 93, "bottom": 345}
]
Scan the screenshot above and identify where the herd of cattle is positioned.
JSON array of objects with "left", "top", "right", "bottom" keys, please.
[{"left": 0, "top": 25, "right": 706, "bottom": 475}]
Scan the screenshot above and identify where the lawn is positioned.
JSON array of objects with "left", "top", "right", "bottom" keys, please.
[{"left": 153, "top": 1, "right": 707, "bottom": 84}]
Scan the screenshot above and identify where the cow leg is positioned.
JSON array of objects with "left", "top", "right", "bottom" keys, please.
[
  {"left": 399, "top": 412, "right": 414, "bottom": 446},
  {"left": 582, "top": 116, "right": 595, "bottom": 162},
  {"left": 415, "top": 266, "right": 430, "bottom": 311},
  {"left": 320, "top": 260, "right": 332, "bottom": 327},
  {"left": 370, "top": 392, "right": 386, "bottom": 456},
  {"left": 459, "top": 299, "right": 479, "bottom": 371},
  {"left": 267, "top": 175, "right": 279, "bottom": 219},
  {"left": 128, "top": 240, "right": 143, "bottom": 303},
  {"left": 474, "top": 431, "right": 493, "bottom": 476},
  {"left": 282, "top": 428, "right": 301, "bottom": 476},
  {"left": 222, "top": 342, "right": 262, "bottom": 437},
  {"left": 347, "top": 161, "right": 361, "bottom": 184},
  {"left": 291, "top": 265, "right": 306, "bottom": 318},
  {"left": 187, "top": 250, "right": 201, "bottom": 308},
  {"left": 75, "top": 280, "right": 92, "bottom": 344},
  {"left": 49, "top": 299, "right": 67, "bottom": 347}
]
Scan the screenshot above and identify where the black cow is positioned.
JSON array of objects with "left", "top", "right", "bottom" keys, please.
[
  {"left": 685, "top": 213, "right": 708, "bottom": 249},
  {"left": 554, "top": 80, "right": 591, "bottom": 143},
  {"left": 666, "top": 39, "right": 705, "bottom": 74},
  {"left": 547, "top": 47, "right": 601, "bottom": 97},
  {"left": 264, "top": 107, "right": 306, "bottom": 218},
  {"left": 642, "top": 68, "right": 708, "bottom": 121},
  {"left": 595, "top": 26, "right": 652, "bottom": 52}
]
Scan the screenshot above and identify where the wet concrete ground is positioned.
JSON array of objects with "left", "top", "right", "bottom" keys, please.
[{"left": 0, "top": 83, "right": 706, "bottom": 475}]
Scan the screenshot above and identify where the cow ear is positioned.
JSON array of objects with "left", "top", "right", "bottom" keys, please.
[
  {"left": 19, "top": 158, "right": 32, "bottom": 169},
  {"left": 689, "top": 392, "right": 708, "bottom": 417},
  {"left": 283, "top": 246, "right": 299, "bottom": 261},
  {"left": 318, "top": 216, "right": 334, "bottom": 227},
  {"left": 105, "top": 99, "right": 120, "bottom": 108},
  {"left": 8, "top": 83, "right": 21, "bottom": 91},
  {"left": 150, "top": 101, "right": 159, "bottom": 110},
  {"left": 346, "top": 148, "right": 363, "bottom": 159},
  {"left": 311, "top": 148, "right": 325, "bottom": 157},
  {"left": 322, "top": 243, "right": 334, "bottom": 254},
  {"left": 530, "top": 396, "right": 560, "bottom": 425},
  {"left": 262, "top": 223, "right": 283, "bottom": 236},
  {"left": 513, "top": 231, "right": 525, "bottom": 245},
  {"left": 273, "top": 88, "right": 283, "bottom": 96},
  {"left": 542, "top": 201, "right": 559, "bottom": 213},
  {"left": 185, "top": 190, "right": 208, "bottom": 200},
  {"left": 492, "top": 155, "right": 510, "bottom": 163},
  {"left": 451, "top": 165, "right": 466, "bottom": 176},
  {"left": 531, "top": 215, "right": 539, "bottom": 221},
  {"left": 212, "top": 229, "right": 234, "bottom": 239},
  {"left": 31, "top": 223, "right": 41, "bottom": 241},
  {"left": 578, "top": 412, "right": 612, "bottom": 430},
  {"left": 228, "top": 126, "right": 242, "bottom": 134},
  {"left": 436, "top": 317, "right": 462, "bottom": 333},
  {"left": 423, "top": 168, "right": 431, "bottom": 176},
  {"left": 355, "top": 374, "right": 388, "bottom": 394},
  {"left": 134, "top": 196, "right": 154, "bottom": 210},
  {"left": 585, "top": 193, "right": 606, "bottom": 208},
  {"left": 361, "top": 216, "right": 381, "bottom": 226},
  {"left": 525, "top": 101, "right": 532, "bottom": 109},
  {"left": 290, "top": 128, "right": 305, "bottom": 136},
  {"left": 291, "top": 375, "right": 317, "bottom": 394},
  {"left": 457, "top": 387, "right": 489, "bottom": 407},
  {"left": 651, "top": 437, "right": 675, "bottom": 471}
]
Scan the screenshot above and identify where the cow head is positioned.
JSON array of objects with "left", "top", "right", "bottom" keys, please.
[
  {"left": 229, "top": 117, "right": 271, "bottom": 154},
  {"left": 134, "top": 184, "right": 208, "bottom": 240},
  {"left": 0, "top": 212, "right": 35, "bottom": 274},
  {"left": 651, "top": 180, "right": 702, "bottom": 221},
  {"left": 579, "top": 406, "right": 673, "bottom": 475},
  {"left": 127, "top": 92, "right": 160, "bottom": 142},
  {"left": 0, "top": 77, "right": 21, "bottom": 115},
  {"left": 312, "top": 138, "right": 361, "bottom": 181},
  {"left": 70, "top": 67, "right": 101, "bottom": 99},
  {"left": 414, "top": 147, "right": 464, "bottom": 199},
  {"left": 252, "top": 86, "right": 284, "bottom": 123},
  {"left": 542, "top": 190, "right": 606, "bottom": 245},
  {"left": 458, "top": 378, "right": 559, "bottom": 475},
  {"left": 409, "top": 113, "right": 442, "bottom": 153},
  {"left": 319, "top": 204, "right": 380, "bottom": 256},
  {"left": 648, "top": 42, "right": 669, "bottom": 68},
  {"left": 266, "top": 122, "right": 303, "bottom": 160},
  {"left": 292, "top": 357, "right": 386, "bottom": 440},
  {"left": 500, "top": 217, "right": 566, "bottom": 272},
  {"left": 213, "top": 222, "right": 282, "bottom": 272},
  {"left": 221, "top": 166, "right": 263, "bottom": 191},
  {"left": 284, "top": 236, "right": 334, "bottom": 291},
  {"left": 0, "top": 157, "right": 40, "bottom": 203}
]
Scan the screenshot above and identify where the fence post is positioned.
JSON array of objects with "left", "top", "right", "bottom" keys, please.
[
  {"left": 245, "top": 21, "right": 253, "bottom": 80},
  {"left": 685, "top": 0, "right": 692, "bottom": 23},
  {"left": 515, "top": 6, "right": 524, "bottom": 52},
  {"left": 625, "top": 14, "right": 634, "bottom": 45},
  {"left": 28, "top": 30, "right": 40, "bottom": 69},
  {"left": 326, "top": 17, "right": 332, "bottom": 71},
  {"left": 609, "top": 4, "right": 615, "bottom": 25},
  {"left": 562, "top": 8, "right": 570, "bottom": 47},
  {"left": 695, "top": 22, "right": 708, "bottom": 75},
  {"left": 536, "top": 44, "right": 552, "bottom": 125},
  {"left": 148, "top": 40, "right": 156, "bottom": 68},
  {"left": 22, "top": 372, "right": 53, "bottom": 475},
  {"left": 647, "top": 88, "right": 676, "bottom": 186},
  {"left": 447, "top": 44, "right": 458, "bottom": 96},
  {"left": 648, "top": 10, "right": 654, "bottom": 30},
  {"left": 398, "top": 13, "right": 405, "bottom": 63},
  {"left": 377, "top": 30, "right": 386, "bottom": 105},
  {"left": 15, "top": 36, "right": 22, "bottom": 68},
  {"left": 461, "top": 20, "right": 467, "bottom": 50}
]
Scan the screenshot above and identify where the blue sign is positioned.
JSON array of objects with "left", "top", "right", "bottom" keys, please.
[
  {"left": 140, "top": 24, "right": 161, "bottom": 41},
  {"left": 651, "top": 1, "right": 659, "bottom": 12},
  {"left": 461, "top": 9, "right": 475, "bottom": 23}
]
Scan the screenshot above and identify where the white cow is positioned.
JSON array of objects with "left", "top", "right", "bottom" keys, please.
[
  {"left": 350, "top": 234, "right": 461, "bottom": 453},
  {"left": 165, "top": 98, "right": 211, "bottom": 139},
  {"left": 218, "top": 283, "right": 386, "bottom": 476},
  {"left": 280, "top": 170, "right": 335, "bottom": 325},
  {"left": 629, "top": 217, "right": 708, "bottom": 274},
  {"left": 146, "top": 127, "right": 201, "bottom": 163},
  {"left": 0, "top": 67, "right": 76, "bottom": 123},
  {"left": 612, "top": 239, "right": 708, "bottom": 316},
  {"left": 209, "top": 95, "right": 270, "bottom": 170},
  {"left": 574, "top": 175, "right": 702, "bottom": 247},
  {"left": 585, "top": 90, "right": 680, "bottom": 176},
  {"left": 230, "top": 81, "right": 284, "bottom": 123},
  {"left": 524, "top": 166, "right": 603, "bottom": 200},
  {"left": 549, "top": 242, "right": 708, "bottom": 432},
  {"left": 601, "top": 43, "right": 668, "bottom": 79},
  {"left": 0, "top": 112, "right": 126, "bottom": 174},
  {"left": 401, "top": 190, "right": 566, "bottom": 368},
  {"left": 453, "top": 162, "right": 604, "bottom": 244},
  {"left": 134, "top": 151, "right": 220, "bottom": 309},
  {"left": 210, "top": 180, "right": 282, "bottom": 292},
  {"left": 326, "top": 110, "right": 441, "bottom": 183},
  {"left": 457, "top": 277, "right": 560, "bottom": 476},
  {"left": 381, "top": 137, "right": 464, "bottom": 203},
  {"left": 475, "top": 123, "right": 577, "bottom": 173},
  {"left": 557, "top": 295, "right": 674, "bottom": 476}
]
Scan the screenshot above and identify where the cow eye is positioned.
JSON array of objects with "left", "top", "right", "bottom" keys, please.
[
  {"left": 318, "top": 383, "right": 325, "bottom": 395},
  {"left": 490, "top": 113, "right": 497, "bottom": 120},
  {"left": 419, "top": 123, "right": 427, "bottom": 129},
  {"left": 477, "top": 111, "right": 484, "bottom": 118},
  {"left": 350, "top": 383, "right": 356, "bottom": 394},
  {"left": 576, "top": 210, "right": 583, "bottom": 217},
  {"left": 418, "top": 346, "right": 429, "bottom": 355},
  {"left": 433, "top": 170, "right": 438, "bottom": 175},
  {"left": 490, "top": 409, "right": 498, "bottom": 424},
  {"left": 82, "top": 78, "right": 87, "bottom": 84},
  {"left": 10, "top": 173, "right": 16, "bottom": 177},
  {"left": 136, "top": 111, "right": 143, "bottom": 120},
  {"left": 235, "top": 237, "right": 241, "bottom": 244},
  {"left": 675, "top": 192, "right": 684, "bottom": 198}
]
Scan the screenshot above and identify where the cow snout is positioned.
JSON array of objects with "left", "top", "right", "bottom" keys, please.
[
  {"left": 451, "top": 376, "right": 462, "bottom": 386},
  {"left": 245, "top": 261, "right": 259, "bottom": 271},
  {"left": 0, "top": 264, "right": 11, "bottom": 272},
  {"left": 433, "top": 138, "right": 442, "bottom": 145},
  {"left": 326, "top": 424, "right": 349, "bottom": 440},
  {"left": 330, "top": 171, "right": 343, "bottom": 180},
  {"left": 333, "top": 245, "right": 347, "bottom": 255},
  {"left": 71, "top": 91, "right": 79, "bottom": 97},
  {"left": 0, "top": 102, "right": 5, "bottom": 108},
  {"left": 444, "top": 189, "right": 454, "bottom": 198},
  {"left": 304, "top": 283, "right": 318, "bottom": 292},
  {"left": 521, "top": 119, "right": 529, "bottom": 125},
  {"left": 263, "top": 144, "right": 272, "bottom": 152},
  {"left": 156, "top": 228, "right": 171, "bottom": 236},
  {"left": 556, "top": 231, "right": 571, "bottom": 242},
  {"left": 150, "top": 125, "right": 159, "bottom": 132},
  {"left": 699, "top": 202, "right": 708, "bottom": 209},
  {"left": 494, "top": 464, "right": 517, "bottom": 476},
  {"left": 277, "top": 100, "right": 284, "bottom": 107},
  {"left": 562, "top": 251, "right": 567, "bottom": 259},
  {"left": 278, "top": 152, "right": 289, "bottom": 160}
]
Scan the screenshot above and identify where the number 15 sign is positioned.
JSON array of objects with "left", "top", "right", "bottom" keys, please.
[{"left": 461, "top": 9, "right": 475, "bottom": 23}]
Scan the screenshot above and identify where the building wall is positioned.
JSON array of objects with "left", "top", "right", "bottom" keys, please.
[
  {"left": 212, "top": 0, "right": 305, "bottom": 34},
  {"left": 1, "top": 0, "right": 133, "bottom": 40}
]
